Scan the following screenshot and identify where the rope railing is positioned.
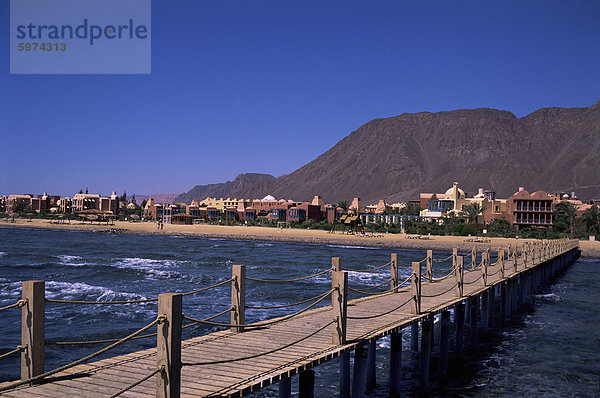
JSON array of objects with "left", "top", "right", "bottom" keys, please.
[
  {"left": 421, "top": 281, "right": 458, "bottom": 298},
  {"left": 246, "top": 291, "right": 333, "bottom": 310},
  {"left": 348, "top": 274, "right": 412, "bottom": 296},
  {"left": 181, "top": 278, "right": 234, "bottom": 296},
  {"left": 353, "top": 277, "right": 392, "bottom": 291},
  {"left": 347, "top": 295, "right": 413, "bottom": 320},
  {"left": 0, "top": 345, "right": 25, "bottom": 361},
  {"left": 181, "top": 319, "right": 335, "bottom": 366},
  {"left": 0, "top": 316, "right": 164, "bottom": 392},
  {"left": 46, "top": 307, "right": 234, "bottom": 346},
  {"left": 342, "top": 261, "right": 391, "bottom": 273},
  {"left": 246, "top": 268, "right": 331, "bottom": 283},
  {"left": 183, "top": 288, "right": 334, "bottom": 329},
  {"left": 431, "top": 265, "right": 459, "bottom": 282},
  {"left": 46, "top": 297, "right": 158, "bottom": 305},
  {"left": 487, "top": 266, "right": 502, "bottom": 277},
  {"left": 108, "top": 366, "right": 163, "bottom": 398},
  {"left": 433, "top": 254, "right": 454, "bottom": 263},
  {"left": 0, "top": 299, "right": 27, "bottom": 312},
  {"left": 463, "top": 274, "right": 484, "bottom": 285}
]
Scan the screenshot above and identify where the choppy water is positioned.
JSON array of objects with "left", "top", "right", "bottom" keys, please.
[{"left": 0, "top": 227, "right": 598, "bottom": 396}]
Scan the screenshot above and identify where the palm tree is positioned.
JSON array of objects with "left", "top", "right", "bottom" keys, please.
[
  {"left": 554, "top": 201, "right": 578, "bottom": 235},
  {"left": 581, "top": 205, "right": 600, "bottom": 235},
  {"left": 461, "top": 202, "right": 484, "bottom": 224},
  {"left": 336, "top": 201, "right": 349, "bottom": 211}
]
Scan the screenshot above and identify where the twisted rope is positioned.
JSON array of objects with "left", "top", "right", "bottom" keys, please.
[
  {"left": 181, "top": 278, "right": 234, "bottom": 296},
  {"left": 355, "top": 277, "right": 393, "bottom": 291},
  {"left": 433, "top": 254, "right": 454, "bottom": 263},
  {"left": 0, "top": 299, "right": 27, "bottom": 312},
  {"left": 246, "top": 268, "right": 330, "bottom": 283},
  {"left": 348, "top": 274, "right": 412, "bottom": 296},
  {"left": 0, "top": 316, "right": 163, "bottom": 392},
  {"left": 342, "top": 261, "right": 391, "bottom": 273},
  {"left": 183, "top": 289, "right": 334, "bottom": 328},
  {"left": 0, "top": 345, "right": 25, "bottom": 361},
  {"left": 347, "top": 296, "right": 413, "bottom": 320},
  {"left": 47, "top": 307, "right": 233, "bottom": 346},
  {"left": 421, "top": 281, "right": 458, "bottom": 298},
  {"left": 108, "top": 366, "right": 163, "bottom": 398},
  {"left": 431, "top": 265, "right": 459, "bottom": 282},
  {"left": 182, "top": 320, "right": 335, "bottom": 366},
  {"left": 463, "top": 274, "right": 484, "bottom": 285},
  {"left": 487, "top": 266, "right": 502, "bottom": 277},
  {"left": 246, "top": 290, "right": 334, "bottom": 310}
]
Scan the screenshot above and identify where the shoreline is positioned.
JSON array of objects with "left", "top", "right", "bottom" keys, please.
[{"left": 3, "top": 219, "right": 600, "bottom": 257}]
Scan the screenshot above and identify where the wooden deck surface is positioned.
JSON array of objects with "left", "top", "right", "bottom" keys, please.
[{"left": 0, "top": 249, "right": 568, "bottom": 397}]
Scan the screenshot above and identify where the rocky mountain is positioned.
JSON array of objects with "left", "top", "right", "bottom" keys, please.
[
  {"left": 174, "top": 173, "right": 277, "bottom": 204},
  {"left": 177, "top": 100, "right": 600, "bottom": 204}
]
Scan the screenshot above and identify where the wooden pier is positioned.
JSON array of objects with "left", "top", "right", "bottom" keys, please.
[{"left": 0, "top": 239, "right": 579, "bottom": 397}]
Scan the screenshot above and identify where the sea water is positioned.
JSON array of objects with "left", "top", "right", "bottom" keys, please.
[{"left": 1, "top": 227, "right": 598, "bottom": 396}]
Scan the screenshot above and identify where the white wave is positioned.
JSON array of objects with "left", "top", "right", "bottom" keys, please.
[
  {"left": 44, "top": 280, "right": 149, "bottom": 302},
  {"left": 114, "top": 257, "right": 187, "bottom": 279},
  {"left": 57, "top": 254, "right": 83, "bottom": 262},
  {"left": 0, "top": 251, "right": 7, "bottom": 257},
  {"left": 534, "top": 293, "right": 563, "bottom": 301},
  {"left": 326, "top": 244, "right": 380, "bottom": 250}
]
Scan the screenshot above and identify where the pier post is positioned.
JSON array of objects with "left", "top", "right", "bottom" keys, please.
[
  {"left": 499, "top": 249, "right": 505, "bottom": 279},
  {"left": 438, "top": 310, "right": 450, "bottom": 378},
  {"left": 339, "top": 352, "right": 351, "bottom": 398},
  {"left": 278, "top": 376, "right": 291, "bottom": 398},
  {"left": 471, "top": 246, "right": 476, "bottom": 269},
  {"left": 419, "top": 316, "right": 432, "bottom": 391},
  {"left": 411, "top": 262, "right": 421, "bottom": 315},
  {"left": 21, "top": 280, "right": 45, "bottom": 382},
  {"left": 157, "top": 293, "right": 182, "bottom": 398},
  {"left": 426, "top": 250, "right": 433, "bottom": 282},
  {"left": 523, "top": 244, "right": 528, "bottom": 268},
  {"left": 332, "top": 257, "right": 341, "bottom": 272},
  {"left": 452, "top": 248, "right": 458, "bottom": 270},
  {"left": 332, "top": 270, "right": 348, "bottom": 345},
  {"left": 488, "top": 287, "right": 495, "bottom": 328},
  {"left": 231, "top": 264, "right": 246, "bottom": 333},
  {"left": 391, "top": 253, "right": 398, "bottom": 292},
  {"left": 481, "top": 251, "right": 489, "bottom": 286},
  {"left": 481, "top": 289, "right": 489, "bottom": 330},
  {"left": 299, "top": 370, "right": 315, "bottom": 398},
  {"left": 366, "top": 340, "right": 377, "bottom": 390},
  {"left": 411, "top": 323, "right": 419, "bottom": 353},
  {"left": 455, "top": 303, "right": 465, "bottom": 357},
  {"left": 470, "top": 296, "right": 478, "bottom": 346},
  {"left": 455, "top": 256, "right": 464, "bottom": 298},
  {"left": 513, "top": 248, "right": 519, "bottom": 273},
  {"left": 390, "top": 332, "right": 402, "bottom": 398},
  {"left": 352, "top": 345, "right": 369, "bottom": 398},
  {"left": 500, "top": 282, "right": 507, "bottom": 323}
]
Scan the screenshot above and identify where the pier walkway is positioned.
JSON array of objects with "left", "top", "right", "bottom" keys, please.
[{"left": 0, "top": 239, "right": 579, "bottom": 397}]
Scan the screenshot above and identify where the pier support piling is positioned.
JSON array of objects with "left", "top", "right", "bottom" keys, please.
[
  {"left": 352, "top": 345, "right": 369, "bottom": 398},
  {"left": 366, "top": 340, "right": 376, "bottom": 390},
  {"left": 278, "top": 376, "right": 291, "bottom": 398},
  {"left": 470, "top": 296, "right": 478, "bottom": 347},
  {"left": 390, "top": 332, "right": 402, "bottom": 398},
  {"left": 438, "top": 310, "right": 450, "bottom": 378},
  {"left": 419, "top": 317, "right": 432, "bottom": 391},
  {"left": 339, "top": 353, "right": 351, "bottom": 398},
  {"left": 411, "top": 323, "right": 419, "bottom": 353},
  {"left": 299, "top": 370, "right": 315, "bottom": 398},
  {"left": 455, "top": 303, "right": 465, "bottom": 357}
]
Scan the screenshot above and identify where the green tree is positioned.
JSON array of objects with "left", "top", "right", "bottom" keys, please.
[
  {"left": 120, "top": 190, "right": 127, "bottom": 202},
  {"left": 12, "top": 198, "right": 32, "bottom": 214},
  {"left": 336, "top": 200, "right": 349, "bottom": 210},
  {"left": 79, "top": 189, "right": 83, "bottom": 194},
  {"left": 461, "top": 202, "right": 484, "bottom": 224},
  {"left": 554, "top": 202, "right": 578, "bottom": 235},
  {"left": 85, "top": 187, "right": 88, "bottom": 194},
  {"left": 581, "top": 205, "right": 600, "bottom": 235},
  {"left": 131, "top": 194, "right": 137, "bottom": 205},
  {"left": 486, "top": 218, "right": 514, "bottom": 236},
  {"left": 400, "top": 202, "right": 422, "bottom": 216}
]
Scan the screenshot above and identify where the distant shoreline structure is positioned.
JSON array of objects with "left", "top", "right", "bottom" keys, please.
[{"left": 3, "top": 219, "right": 599, "bottom": 258}]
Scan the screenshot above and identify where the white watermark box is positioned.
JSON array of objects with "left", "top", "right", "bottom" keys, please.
[{"left": 10, "top": 0, "right": 151, "bottom": 74}]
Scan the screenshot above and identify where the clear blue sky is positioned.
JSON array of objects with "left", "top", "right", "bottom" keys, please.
[{"left": 1, "top": 1, "right": 599, "bottom": 197}]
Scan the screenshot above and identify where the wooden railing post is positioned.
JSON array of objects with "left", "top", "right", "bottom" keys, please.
[
  {"left": 452, "top": 248, "right": 458, "bottom": 270},
  {"left": 455, "top": 256, "right": 464, "bottom": 297},
  {"left": 21, "top": 280, "right": 45, "bottom": 382},
  {"left": 332, "top": 257, "right": 341, "bottom": 272},
  {"left": 471, "top": 246, "right": 476, "bottom": 270},
  {"left": 411, "top": 262, "right": 421, "bottom": 314},
  {"left": 391, "top": 253, "right": 398, "bottom": 292},
  {"left": 231, "top": 264, "right": 246, "bottom": 333},
  {"left": 157, "top": 293, "right": 182, "bottom": 398},
  {"left": 523, "top": 244, "right": 528, "bottom": 268},
  {"left": 426, "top": 250, "right": 433, "bottom": 282},
  {"left": 481, "top": 251, "right": 488, "bottom": 286},
  {"left": 332, "top": 270, "right": 348, "bottom": 345},
  {"left": 499, "top": 250, "right": 505, "bottom": 279},
  {"left": 512, "top": 247, "right": 518, "bottom": 272}
]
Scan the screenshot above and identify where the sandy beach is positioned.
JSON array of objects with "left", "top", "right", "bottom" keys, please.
[{"left": 2, "top": 219, "right": 599, "bottom": 258}]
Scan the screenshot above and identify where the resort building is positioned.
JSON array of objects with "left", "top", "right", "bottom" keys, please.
[{"left": 505, "top": 188, "right": 554, "bottom": 230}]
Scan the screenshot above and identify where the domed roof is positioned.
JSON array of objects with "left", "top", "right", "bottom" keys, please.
[
  {"left": 262, "top": 195, "right": 276, "bottom": 201},
  {"left": 444, "top": 186, "right": 465, "bottom": 199}
]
